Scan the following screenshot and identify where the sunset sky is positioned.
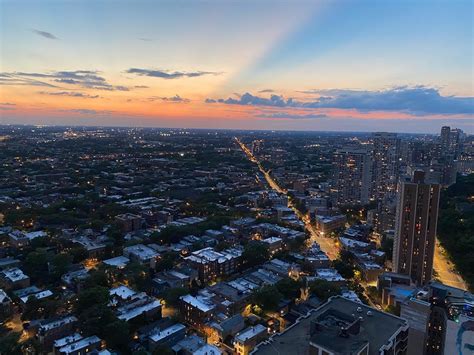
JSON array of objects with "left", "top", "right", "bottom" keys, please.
[{"left": 1, "top": 0, "right": 473, "bottom": 132}]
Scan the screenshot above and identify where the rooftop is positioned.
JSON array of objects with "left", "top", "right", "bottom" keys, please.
[
  {"left": 117, "top": 297, "right": 161, "bottom": 321},
  {"left": 193, "top": 344, "right": 222, "bottom": 355},
  {"left": 181, "top": 294, "right": 215, "bottom": 312},
  {"left": 53, "top": 333, "right": 83, "bottom": 348},
  {"left": 185, "top": 247, "right": 242, "bottom": 264},
  {"left": 58, "top": 335, "right": 101, "bottom": 354},
  {"left": 20, "top": 289, "right": 53, "bottom": 303},
  {"left": 261, "top": 237, "right": 282, "bottom": 244},
  {"left": 103, "top": 255, "right": 130, "bottom": 268},
  {"left": 123, "top": 244, "right": 159, "bottom": 260},
  {"left": 149, "top": 323, "right": 186, "bottom": 342},
  {"left": 235, "top": 324, "right": 267, "bottom": 343},
  {"left": 39, "top": 315, "right": 78, "bottom": 332},
  {"left": 2, "top": 267, "right": 29, "bottom": 282},
  {"left": 0, "top": 288, "right": 10, "bottom": 303},
  {"left": 314, "top": 268, "right": 345, "bottom": 282},
  {"left": 252, "top": 297, "right": 408, "bottom": 355},
  {"left": 110, "top": 285, "right": 136, "bottom": 300}
]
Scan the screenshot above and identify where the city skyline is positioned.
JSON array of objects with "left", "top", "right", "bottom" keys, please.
[{"left": 1, "top": 0, "right": 473, "bottom": 133}]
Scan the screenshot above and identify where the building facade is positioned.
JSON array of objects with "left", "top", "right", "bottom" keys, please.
[
  {"left": 331, "top": 147, "right": 372, "bottom": 206},
  {"left": 393, "top": 171, "right": 440, "bottom": 286},
  {"left": 371, "top": 132, "right": 401, "bottom": 200}
]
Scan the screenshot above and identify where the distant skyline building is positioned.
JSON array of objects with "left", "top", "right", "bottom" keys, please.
[
  {"left": 440, "top": 126, "right": 463, "bottom": 158},
  {"left": 436, "top": 126, "right": 463, "bottom": 186},
  {"left": 251, "top": 140, "right": 263, "bottom": 155},
  {"left": 393, "top": 171, "right": 441, "bottom": 285},
  {"left": 440, "top": 126, "right": 451, "bottom": 153},
  {"left": 331, "top": 147, "right": 372, "bottom": 206},
  {"left": 371, "top": 132, "right": 401, "bottom": 200}
]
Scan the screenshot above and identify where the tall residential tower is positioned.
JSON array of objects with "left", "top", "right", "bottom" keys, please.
[
  {"left": 331, "top": 147, "right": 372, "bottom": 206},
  {"left": 392, "top": 171, "right": 440, "bottom": 285},
  {"left": 372, "top": 132, "right": 401, "bottom": 200}
]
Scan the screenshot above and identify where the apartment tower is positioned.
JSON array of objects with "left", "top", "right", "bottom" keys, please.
[{"left": 392, "top": 170, "right": 440, "bottom": 285}]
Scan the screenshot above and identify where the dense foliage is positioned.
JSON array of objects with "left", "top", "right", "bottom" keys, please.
[{"left": 437, "top": 174, "right": 474, "bottom": 291}]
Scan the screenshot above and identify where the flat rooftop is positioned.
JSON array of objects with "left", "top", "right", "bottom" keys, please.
[
  {"left": 2, "top": 267, "right": 28, "bottom": 282},
  {"left": 235, "top": 324, "right": 267, "bottom": 343},
  {"left": 252, "top": 296, "right": 407, "bottom": 355},
  {"left": 181, "top": 294, "right": 215, "bottom": 313},
  {"left": 149, "top": 323, "right": 186, "bottom": 342}
]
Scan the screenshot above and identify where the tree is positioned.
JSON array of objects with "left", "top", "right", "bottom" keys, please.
[
  {"left": 309, "top": 279, "right": 341, "bottom": 301},
  {"left": 21, "top": 296, "right": 41, "bottom": 321},
  {"left": 332, "top": 250, "right": 356, "bottom": 279},
  {"left": 156, "top": 252, "right": 178, "bottom": 272},
  {"left": 75, "top": 286, "right": 110, "bottom": 313},
  {"left": 156, "top": 226, "right": 187, "bottom": 245},
  {"left": 215, "top": 241, "right": 231, "bottom": 251},
  {"left": 50, "top": 253, "right": 72, "bottom": 279},
  {"left": 288, "top": 236, "right": 306, "bottom": 252},
  {"left": 17, "top": 295, "right": 57, "bottom": 320},
  {"left": 162, "top": 287, "right": 188, "bottom": 307},
  {"left": 436, "top": 174, "right": 474, "bottom": 291},
  {"left": 107, "top": 222, "right": 124, "bottom": 246},
  {"left": 124, "top": 262, "right": 150, "bottom": 292},
  {"left": 242, "top": 241, "right": 269, "bottom": 268},
  {"left": 153, "top": 345, "right": 174, "bottom": 355},
  {"left": 70, "top": 246, "right": 88, "bottom": 263},
  {"left": 253, "top": 285, "right": 283, "bottom": 312},
  {"left": 23, "top": 249, "right": 49, "bottom": 281},
  {"left": 133, "top": 350, "right": 150, "bottom": 355},
  {"left": 276, "top": 277, "right": 301, "bottom": 299},
  {"left": 0, "top": 332, "right": 22, "bottom": 355},
  {"left": 79, "top": 304, "right": 117, "bottom": 337},
  {"left": 84, "top": 269, "right": 110, "bottom": 288},
  {"left": 104, "top": 320, "right": 130, "bottom": 350}
]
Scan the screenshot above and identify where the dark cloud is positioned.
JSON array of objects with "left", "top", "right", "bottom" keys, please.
[
  {"left": 258, "top": 89, "right": 275, "bottom": 93},
  {"left": 304, "top": 87, "right": 474, "bottom": 115},
  {"left": 134, "top": 85, "right": 149, "bottom": 89},
  {"left": 206, "top": 87, "right": 474, "bottom": 115},
  {"left": 60, "top": 108, "right": 113, "bottom": 115},
  {"left": 39, "top": 91, "right": 100, "bottom": 99},
  {"left": 0, "top": 73, "right": 58, "bottom": 88},
  {"left": 148, "top": 95, "right": 190, "bottom": 103},
  {"left": 126, "top": 68, "right": 222, "bottom": 79},
  {"left": 0, "top": 101, "right": 15, "bottom": 111},
  {"left": 206, "top": 92, "right": 293, "bottom": 107},
  {"left": 31, "top": 29, "right": 59, "bottom": 40},
  {"left": 1, "top": 71, "right": 129, "bottom": 91},
  {"left": 257, "top": 112, "right": 328, "bottom": 119}
]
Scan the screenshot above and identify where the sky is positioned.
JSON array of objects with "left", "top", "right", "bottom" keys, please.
[{"left": 0, "top": 0, "right": 473, "bottom": 133}]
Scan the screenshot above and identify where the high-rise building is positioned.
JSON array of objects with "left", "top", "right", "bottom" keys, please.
[
  {"left": 449, "top": 128, "right": 463, "bottom": 157},
  {"left": 251, "top": 140, "right": 263, "bottom": 155},
  {"left": 331, "top": 147, "right": 372, "bottom": 206},
  {"left": 372, "top": 132, "right": 401, "bottom": 200},
  {"left": 440, "top": 126, "right": 463, "bottom": 158},
  {"left": 392, "top": 171, "right": 440, "bottom": 286},
  {"left": 440, "top": 126, "right": 451, "bottom": 153}
]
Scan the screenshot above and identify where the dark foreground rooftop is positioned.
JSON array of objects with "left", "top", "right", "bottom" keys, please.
[{"left": 252, "top": 296, "right": 408, "bottom": 355}]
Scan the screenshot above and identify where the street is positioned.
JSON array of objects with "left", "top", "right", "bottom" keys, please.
[
  {"left": 235, "top": 137, "right": 340, "bottom": 260},
  {"left": 433, "top": 240, "right": 468, "bottom": 290}
]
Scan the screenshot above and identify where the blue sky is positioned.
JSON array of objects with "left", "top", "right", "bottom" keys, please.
[{"left": 0, "top": 0, "right": 473, "bottom": 132}]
